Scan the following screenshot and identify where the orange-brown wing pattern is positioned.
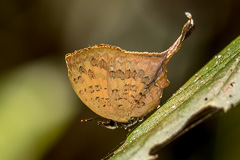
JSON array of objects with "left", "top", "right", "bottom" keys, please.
[
  {"left": 104, "top": 49, "right": 168, "bottom": 122},
  {"left": 66, "top": 46, "right": 110, "bottom": 119},
  {"left": 65, "top": 45, "right": 166, "bottom": 122}
]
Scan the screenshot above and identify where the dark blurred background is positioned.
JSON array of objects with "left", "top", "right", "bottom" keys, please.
[{"left": 0, "top": 0, "right": 240, "bottom": 160}]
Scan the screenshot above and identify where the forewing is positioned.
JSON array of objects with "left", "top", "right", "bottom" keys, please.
[{"left": 65, "top": 47, "right": 116, "bottom": 120}]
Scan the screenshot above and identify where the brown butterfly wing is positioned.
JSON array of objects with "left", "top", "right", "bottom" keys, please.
[
  {"left": 66, "top": 46, "right": 111, "bottom": 119},
  {"left": 66, "top": 45, "right": 169, "bottom": 122},
  {"left": 117, "top": 52, "right": 169, "bottom": 121}
]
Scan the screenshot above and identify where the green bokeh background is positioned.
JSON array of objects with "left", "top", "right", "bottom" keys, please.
[{"left": 0, "top": 0, "right": 240, "bottom": 160}]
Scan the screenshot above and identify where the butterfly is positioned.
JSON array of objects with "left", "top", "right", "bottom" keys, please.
[{"left": 65, "top": 12, "right": 194, "bottom": 129}]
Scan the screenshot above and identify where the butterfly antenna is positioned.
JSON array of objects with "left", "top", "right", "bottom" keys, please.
[{"left": 80, "top": 117, "right": 105, "bottom": 122}]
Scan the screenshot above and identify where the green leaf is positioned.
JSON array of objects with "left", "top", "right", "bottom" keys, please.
[{"left": 109, "top": 35, "right": 240, "bottom": 160}]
